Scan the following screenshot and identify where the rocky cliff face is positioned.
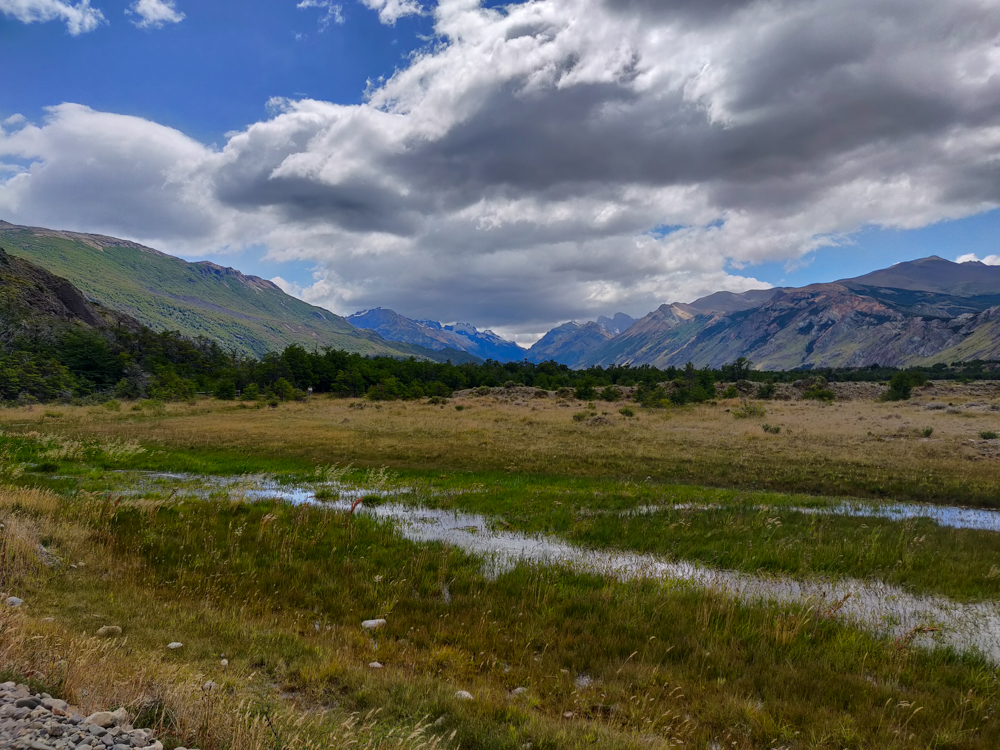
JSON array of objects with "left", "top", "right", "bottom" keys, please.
[{"left": 0, "top": 246, "right": 136, "bottom": 332}]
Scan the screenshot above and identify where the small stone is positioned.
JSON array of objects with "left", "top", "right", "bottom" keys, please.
[
  {"left": 110, "top": 708, "right": 128, "bottom": 725},
  {"left": 219, "top": 659, "right": 228, "bottom": 668},
  {"left": 96, "top": 626, "right": 122, "bottom": 638},
  {"left": 454, "top": 690, "right": 474, "bottom": 701},
  {"left": 368, "top": 662, "right": 383, "bottom": 669},
  {"left": 202, "top": 681, "right": 217, "bottom": 692},
  {"left": 361, "top": 619, "right": 386, "bottom": 630},
  {"left": 563, "top": 711, "right": 574, "bottom": 719},
  {"left": 166, "top": 642, "right": 183, "bottom": 650},
  {"left": 6, "top": 596, "right": 23, "bottom": 607},
  {"left": 511, "top": 687, "right": 528, "bottom": 696},
  {"left": 85, "top": 712, "right": 115, "bottom": 728}
]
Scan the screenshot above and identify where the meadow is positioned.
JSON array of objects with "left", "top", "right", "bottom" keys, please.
[{"left": 0, "top": 385, "right": 999, "bottom": 749}]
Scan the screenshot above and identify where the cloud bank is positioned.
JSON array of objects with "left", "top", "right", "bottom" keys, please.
[
  {"left": 3, "top": 0, "right": 1000, "bottom": 333},
  {"left": 0, "top": 0, "right": 104, "bottom": 34}
]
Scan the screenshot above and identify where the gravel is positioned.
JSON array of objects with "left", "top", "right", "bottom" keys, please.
[{"left": 0, "top": 682, "right": 196, "bottom": 750}]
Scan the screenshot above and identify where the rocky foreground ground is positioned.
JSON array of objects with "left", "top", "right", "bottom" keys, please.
[{"left": 0, "top": 682, "right": 197, "bottom": 750}]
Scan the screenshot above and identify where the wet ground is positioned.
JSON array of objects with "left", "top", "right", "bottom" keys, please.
[{"left": 100, "top": 471, "right": 1000, "bottom": 664}]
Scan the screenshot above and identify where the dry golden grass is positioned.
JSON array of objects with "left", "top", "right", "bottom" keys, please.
[{"left": 7, "top": 383, "right": 1000, "bottom": 504}]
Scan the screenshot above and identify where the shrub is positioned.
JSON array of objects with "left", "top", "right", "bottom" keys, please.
[
  {"left": 802, "top": 385, "right": 835, "bottom": 402},
  {"left": 599, "top": 386, "right": 623, "bottom": 402},
  {"left": 619, "top": 406, "right": 635, "bottom": 418},
  {"left": 756, "top": 383, "right": 777, "bottom": 399},
  {"left": 455, "top": 405, "right": 465, "bottom": 411},
  {"left": 922, "top": 427, "right": 934, "bottom": 438},
  {"left": 733, "top": 399, "right": 767, "bottom": 418},
  {"left": 762, "top": 423, "right": 781, "bottom": 434},
  {"left": 503, "top": 380, "right": 517, "bottom": 389},
  {"left": 241, "top": 383, "right": 260, "bottom": 400},
  {"left": 574, "top": 383, "right": 597, "bottom": 400},
  {"left": 476, "top": 386, "right": 491, "bottom": 396},
  {"left": 214, "top": 378, "right": 237, "bottom": 401},
  {"left": 273, "top": 377, "right": 296, "bottom": 401},
  {"left": 427, "top": 396, "right": 448, "bottom": 405},
  {"left": 555, "top": 387, "right": 575, "bottom": 399},
  {"left": 572, "top": 411, "right": 590, "bottom": 422},
  {"left": 980, "top": 430, "right": 997, "bottom": 440},
  {"left": 103, "top": 399, "right": 121, "bottom": 412},
  {"left": 721, "top": 385, "right": 739, "bottom": 398},
  {"left": 883, "top": 372, "right": 914, "bottom": 401}
]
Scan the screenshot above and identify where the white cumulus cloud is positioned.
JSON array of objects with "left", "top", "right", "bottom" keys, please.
[
  {"left": 0, "top": 0, "right": 104, "bottom": 35},
  {"left": 128, "top": 0, "right": 184, "bottom": 28},
  {"left": 358, "top": 0, "right": 421, "bottom": 25},
  {"left": 4, "top": 0, "right": 1000, "bottom": 336}
]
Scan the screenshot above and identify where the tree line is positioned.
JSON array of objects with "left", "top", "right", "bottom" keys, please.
[{"left": 3, "top": 321, "right": 999, "bottom": 405}]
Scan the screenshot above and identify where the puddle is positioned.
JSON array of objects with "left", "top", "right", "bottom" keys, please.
[
  {"left": 639, "top": 501, "right": 1000, "bottom": 533},
  {"left": 110, "top": 473, "right": 1000, "bottom": 664}
]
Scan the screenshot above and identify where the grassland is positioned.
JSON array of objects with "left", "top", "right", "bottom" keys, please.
[{"left": 1, "top": 388, "right": 999, "bottom": 749}]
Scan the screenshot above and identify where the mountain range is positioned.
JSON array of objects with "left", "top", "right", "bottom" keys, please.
[
  {"left": 347, "top": 308, "right": 525, "bottom": 362},
  {"left": 355, "top": 258, "right": 1000, "bottom": 369},
  {"left": 0, "top": 221, "right": 477, "bottom": 364},
  {"left": 568, "top": 257, "right": 1000, "bottom": 369},
  {"left": 5, "top": 220, "right": 1000, "bottom": 371}
]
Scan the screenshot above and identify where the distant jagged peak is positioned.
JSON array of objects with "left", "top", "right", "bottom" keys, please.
[{"left": 596, "top": 312, "right": 636, "bottom": 335}]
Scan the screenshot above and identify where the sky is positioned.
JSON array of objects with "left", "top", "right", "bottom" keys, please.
[{"left": 2, "top": 0, "right": 1000, "bottom": 344}]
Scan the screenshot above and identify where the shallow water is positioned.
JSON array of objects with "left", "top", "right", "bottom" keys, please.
[
  {"left": 642, "top": 501, "right": 1000, "bottom": 532},
  {"left": 115, "top": 472, "right": 1000, "bottom": 663}
]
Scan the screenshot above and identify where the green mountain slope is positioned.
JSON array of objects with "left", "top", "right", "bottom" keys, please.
[{"left": 0, "top": 222, "right": 474, "bottom": 362}]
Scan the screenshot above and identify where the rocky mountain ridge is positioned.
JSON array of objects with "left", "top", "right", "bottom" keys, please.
[{"left": 567, "top": 259, "right": 1000, "bottom": 369}]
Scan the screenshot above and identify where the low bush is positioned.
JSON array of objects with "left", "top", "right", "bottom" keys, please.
[
  {"left": 733, "top": 400, "right": 767, "bottom": 418},
  {"left": 619, "top": 406, "right": 635, "bottom": 418},
  {"left": 980, "top": 430, "right": 997, "bottom": 440},
  {"left": 762, "top": 423, "right": 781, "bottom": 434}
]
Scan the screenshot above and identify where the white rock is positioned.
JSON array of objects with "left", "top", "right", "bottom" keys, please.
[
  {"left": 85, "top": 711, "right": 114, "bottom": 727},
  {"left": 220, "top": 658, "right": 228, "bottom": 668},
  {"left": 202, "top": 681, "right": 217, "bottom": 692},
  {"left": 454, "top": 690, "right": 474, "bottom": 701},
  {"left": 6, "top": 596, "right": 23, "bottom": 607},
  {"left": 166, "top": 642, "right": 183, "bottom": 650},
  {"left": 111, "top": 707, "right": 128, "bottom": 724},
  {"left": 511, "top": 687, "right": 528, "bottom": 696},
  {"left": 96, "top": 625, "right": 122, "bottom": 638},
  {"left": 361, "top": 619, "right": 386, "bottom": 630},
  {"left": 368, "top": 662, "right": 383, "bottom": 669}
]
